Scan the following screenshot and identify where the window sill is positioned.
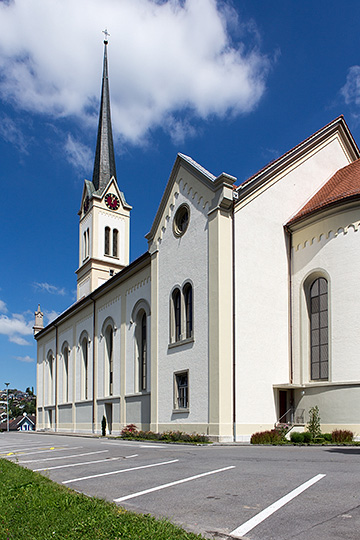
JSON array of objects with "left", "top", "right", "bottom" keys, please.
[
  {"left": 172, "top": 408, "right": 189, "bottom": 414},
  {"left": 74, "top": 399, "right": 92, "bottom": 405},
  {"left": 168, "top": 336, "right": 194, "bottom": 349},
  {"left": 104, "top": 254, "right": 119, "bottom": 260},
  {"left": 125, "top": 392, "right": 151, "bottom": 399}
]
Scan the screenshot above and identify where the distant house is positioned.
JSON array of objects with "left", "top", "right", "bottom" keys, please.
[{"left": 0, "top": 413, "right": 36, "bottom": 431}]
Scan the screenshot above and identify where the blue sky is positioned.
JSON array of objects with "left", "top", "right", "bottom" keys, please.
[{"left": 1, "top": 0, "right": 360, "bottom": 392}]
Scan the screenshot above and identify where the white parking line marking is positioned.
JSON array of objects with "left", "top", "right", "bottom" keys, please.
[
  {"left": 20, "top": 450, "right": 109, "bottom": 464},
  {"left": 114, "top": 465, "right": 236, "bottom": 503},
  {"left": 4, "top": 446, "right": 82, "bottom": 458},
  {"left": 125, "top": 454, "right": 138, "bottom": 459},
  {"left": 62, "top": 459, "right": 179, "bottom": 484},
  {"left": 34, "top": 457, "right": 121, "bottom": 471},
  {"left": 101, "top": 441, "right": 166, "bottom": 449},
  {"left": 230, "top": 473, "right": 326, "bottom": 538}
]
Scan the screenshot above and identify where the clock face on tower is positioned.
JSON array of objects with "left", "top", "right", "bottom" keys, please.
[{"left": 105, "top": 193, "right": 120, "bottom": 210}]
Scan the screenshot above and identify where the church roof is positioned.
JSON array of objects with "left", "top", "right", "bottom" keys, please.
[
  {"left": 287, "top": 158, "right": 360, "bottom": 226},
  {"left": 236, "top": 116, "right": 360, "bottom": 201},
  {"left": 92, "top": 39, "right": 117, "bottom": 193}
]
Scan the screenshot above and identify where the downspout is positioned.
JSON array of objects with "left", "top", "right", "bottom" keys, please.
[
  {"left": 286, "top": 226, "right": 294, "bottom": 385},
  {"left": 92, "top": 298, "right": 96, "bottom": 433},
  {"left": 286, "top": 226, "right": 294, "bottom": 423},
  {"left": 232, "top": 199, "right": 236, "bottom": 442},
  {"left": 55, "top": 324, "right": 58, "bottom": 432}
]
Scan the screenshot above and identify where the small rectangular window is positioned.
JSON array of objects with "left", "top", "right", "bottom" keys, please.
[{"left": 174, "top": 371, "right": 189, "bottom": 410}]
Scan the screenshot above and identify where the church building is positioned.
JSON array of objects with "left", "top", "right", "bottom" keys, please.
[{"left": 34, "top": 39, "right": 360, "bottom": 441}]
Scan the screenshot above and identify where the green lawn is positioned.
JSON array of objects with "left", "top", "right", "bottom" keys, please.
[{"left": 0, "top": 459, "right": 205, "bottom": 540}]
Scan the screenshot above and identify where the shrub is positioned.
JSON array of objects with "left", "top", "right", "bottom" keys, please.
[
  {"left": 250, "top": 429, "right": 283, "bottom": 444},
  {"left": 121, "top": 423, "right": 139, "bottom": 437},
  {"left": 323, "top": 433, "right": 332, "bottom": 442},
  {"left": 331, "top": 429, "right": 354, "bottom": 443},
  {"left": 303, "top": 431, "right": 313, "bottom": 443},
  {"left": 119, "top": 425, "right": 209, "bottom": 443},
  {"left": 101, "top": 415, "right": 106, "bottom": 437},
  {"left": 290, "top": 432, "right": 304, "bottom": 444},
  {"left": 307, "top": 405, "right": 321, "bottom": 439}
]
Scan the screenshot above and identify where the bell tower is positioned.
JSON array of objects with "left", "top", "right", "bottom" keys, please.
[{"left": 76, "top": 33, "right": 131, "bottom": 300}]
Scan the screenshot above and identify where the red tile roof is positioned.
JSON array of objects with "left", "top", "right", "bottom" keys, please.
[{"left": 287, "top": 158, "right": 360, "bottom": 226}]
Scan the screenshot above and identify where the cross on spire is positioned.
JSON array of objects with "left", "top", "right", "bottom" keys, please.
[{"left": 102, "top": 28, "right": 110, "bottom": 43}]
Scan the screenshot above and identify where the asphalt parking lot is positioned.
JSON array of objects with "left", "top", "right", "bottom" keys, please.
[{"left": 1, "top": 432, "right": 360, "bottom": 539}]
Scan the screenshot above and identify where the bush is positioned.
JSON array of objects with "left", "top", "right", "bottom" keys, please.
[
  {"left": 323, "top": 433, "right": 332, "bottom": 442},
  {"left": 303, "top": 431, "right": 313, "bottom": 443},
  {"left": 290, "top": 432, "right": 304, "bottom": 444},
  {"left": 331, "top": 429, "right": 354, "bottom": 443},
  {"left": 101, "top": 415, "right": 106, "bottom": 437},
  {"left": 307, "top": 406, "right": 321, "bottom": 439},
  {"left": 119, "top": 425, "right": 209, "bottom": 443},
  {"left": 121, "top": 423, "right": 139, "bottom": 437},
  {"left": 250, "top": 429, "right": 283, "bottom": 444}
]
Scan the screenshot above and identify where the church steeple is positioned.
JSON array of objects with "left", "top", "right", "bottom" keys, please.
[
  {"left": 76, "top": 31, "right": 131, "bottom": 300},
  {"left": 92, "top": 34, "right": 117, "bottom": 192}
]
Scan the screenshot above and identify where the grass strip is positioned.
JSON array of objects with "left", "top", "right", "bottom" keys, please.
[{"left": 0, "top": 458, "right": 205, "bottom": 540}]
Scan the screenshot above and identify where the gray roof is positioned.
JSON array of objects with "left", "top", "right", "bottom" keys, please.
[{"left": 92, "top": 40, "right": 117, "bottom": 193}]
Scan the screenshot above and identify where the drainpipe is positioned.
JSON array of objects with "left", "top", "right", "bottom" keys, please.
[
  {"left": 286, "top": 227, "right": 294, "bottom": 385},
  {"left": 232, "top": 199, "right": 236, "bottom": 442},
  {"left": 55, "top": 324, "right": 58, "bottom": 432},
  {"left": 92, "top": 298, "right": 96, "bottom": 433}
]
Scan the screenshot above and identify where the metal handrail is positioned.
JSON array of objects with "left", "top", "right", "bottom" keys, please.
[{"left": 276, "top": 406, "right": 294, "bottom": 426}]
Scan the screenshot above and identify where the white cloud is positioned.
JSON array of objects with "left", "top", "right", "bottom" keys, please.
[
  {"left": 0, "top": 313, "right": 33, "bottom": 346},
  {"left": 33, "top": 282, "right": 66, "bottom": 296},
  {"left": 44, "top": 310, "right": 60, "bottom": 325},
  {"left": 0, "top": 115, "right": 29, "bottom": 153},
  {"left": 341, "top": 66, "right": 360, "bottom": 109},
  {"left": 14, "top": 355, "right": 35, "bottom": 363},
  {"left": 0, "top": 0, "right": 270, "bottom": 145},
  {"left": 0, "top": 300, "right": 8, "bottom": 313},
  {"left": 64, "top": 134, "right": 93, "bottom": 173}
]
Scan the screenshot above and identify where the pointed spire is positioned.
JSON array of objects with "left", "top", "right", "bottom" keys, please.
[
  {"left": 92, "top": 34, "right": 117, "bottom": 192},
  {"left": 33, "top": 304, "right": 44, "bottom": 335}
]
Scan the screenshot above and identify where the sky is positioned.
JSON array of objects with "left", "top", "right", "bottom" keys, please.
[{"left": 1, "top": 0, "right": 360, "bottom": 392}]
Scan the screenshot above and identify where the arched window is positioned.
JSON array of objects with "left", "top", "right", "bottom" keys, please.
[
  {"left": 81, "top": 335, "right": 88, "bottom": 400},
  {"left": 62, "top": 344, "right": 69, "bottom": 403},
  {"left": 47, "top": 351, "right": 54, "bottom": 404},
  {"left": 83, "top": 231, "right": 87, "bottom": 261},
  {"left": 105, "top": 227, "right": 110, "bottom": 255},
  {"left": 184, "top": 284, "right": 193, "bottom": 339},
  {"left": 139, "top": 312, "right": 147, "bottom": 391},
  {"left": 105, "top": 325, "right": 113, "bottom": 395},
  {"left": 310, "top": 277, "right": 328, "bottom": 380},
  {"left": 173, "top": 289, "right": 181, "bottom": 342},
  {"left": 112, "top": 229, "right": 118, "bottom": 257}
]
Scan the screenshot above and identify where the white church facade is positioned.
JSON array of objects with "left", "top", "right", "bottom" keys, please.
[{"left": 34, "top": 41, "right": 360, "bottom": 441}]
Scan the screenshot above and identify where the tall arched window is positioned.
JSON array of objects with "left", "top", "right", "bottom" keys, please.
[
  {"left": 173, "top": 289, "right": 181, "bottom": 342},
  {"left": 310, "top": 277, "right": 328, "bottom": 380},
  {"left": 105, "top": 227, "right": 110, "bottom": 255},
  {"left": 62, "top": 344, "right": 69, "bottom": 403},
  {"left": 81, "top": 335, "right": 88, "bottom": 400},
  {"left": 47, "top": 351, "right": 54, "bottom": 404},
  {"left": 105, "top": 325, "right": 113, "bottom": 395},
  {"left": 113, "top": 229, "right": 118, "bottom": 257},
  {"left": 184, "top": 284, "right": 193, "bottom": 339},
  {"left": 139, "top": 312, "right": 147, "bottom": 391}
]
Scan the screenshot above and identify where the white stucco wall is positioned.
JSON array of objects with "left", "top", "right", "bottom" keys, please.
[
  {"left": 156, "top": 175, "right": 210, "bottom": 426},
  {"left": 98, "top": 211, "right": 126, "bottom": 265},
  {"left": 234, "top": 137, "right": 351, "bottom": 433},
  {"left": 125, "top": 278, "right": 151, "bottom": 396},
  {"left": 97, "top": 294, "right": 122, "bottom": 399},
  {"left": 292, "top": 205, "right": 360, "bottom": 385}
]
